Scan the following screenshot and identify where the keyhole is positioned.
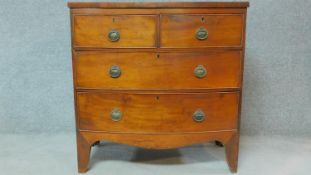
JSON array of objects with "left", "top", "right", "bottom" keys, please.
[
  {"left": 156, "top": 96, "right": 160, "bottom": 100},
  {"left": 156, "top": 54, "right": 160, "bottom": 59},
  {"left": 201, "top": 17, "right": 205, "bottom": 22}
]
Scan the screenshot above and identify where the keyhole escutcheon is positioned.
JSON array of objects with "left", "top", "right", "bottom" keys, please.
[{"left": 201, "top": 16, "right": 205, "bottom": 23}]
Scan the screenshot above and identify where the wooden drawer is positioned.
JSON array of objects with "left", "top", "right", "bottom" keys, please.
[
  {"left": 75, "top": 51, "right": 242, "bottom": 89},
  {"left": 73, "top": 15, "right": 157, "bottom": 48},
  {"left": 160, "top": 14, "right": 244, "bottom": 48},
  {"left": 77, "top": 92, "right": 239, "bottom": 132}
]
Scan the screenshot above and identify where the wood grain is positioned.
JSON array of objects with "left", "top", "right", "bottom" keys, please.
[
  {"left": 76, "top": 132, "right": 92, "bottom": 173},
  {"left": 161, "top": 14, "right": 244, "bottom": 48},
  {"left": 70, "top": 8, "right": 246, "bottom": 16},
  {"left": 75, "top": 51, "right": 242, "bottom": 89},
  {"left": 69, "top": 1, "right": 249, "bottom": 173},
  {"left": 76, "top": 130, "right": 238, "bottom": 172},
  {"left": 68, "top": 2, "right": 249, "bottom": 9},
  {"left": 225, "top": 132, "right": 240, "bottom": 173},
  {"left": 73, "top": 15, "right": 157, "bottom": 48},
  {"left": 77, "top": 92, "right": 239, "bottom": 132}
]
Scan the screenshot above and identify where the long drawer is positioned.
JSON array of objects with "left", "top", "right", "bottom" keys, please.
[
  {"left": 77, "top": 92, "right": 239, "bottom": 133},
  {"left": 74, "top": 51, "right": 242, "bottom": 89}
]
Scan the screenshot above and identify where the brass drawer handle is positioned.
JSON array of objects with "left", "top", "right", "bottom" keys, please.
[
  {"left": 108, "top": 29, "right": 120, "bottom": 42},
  {"left": 196, "top": 27, "right": 208, "bottom": 40},
  {"left": 193, "top": 109, "right": 205, "bottom": 122},
  {"left": 111, "top": 108, "right": 122, "bottom": 122},
  {"left": 194, "top": 65, "right": 207, "bottom": 78},
  {"left": 109, "top": 65, "right": 121, "bottom": 78}
]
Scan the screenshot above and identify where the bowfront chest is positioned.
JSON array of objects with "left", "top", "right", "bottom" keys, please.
[{"left": 68, "top": 1, "right": 249, "bottom": 173}]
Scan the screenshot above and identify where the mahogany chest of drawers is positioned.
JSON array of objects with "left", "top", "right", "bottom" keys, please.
[{"left": 68, "top": 1, "right": 249, "bottom": 173}]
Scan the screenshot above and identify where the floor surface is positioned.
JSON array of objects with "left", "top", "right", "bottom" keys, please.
[{"left": 0, "top": 133, "right": 310, "bottom": 175}]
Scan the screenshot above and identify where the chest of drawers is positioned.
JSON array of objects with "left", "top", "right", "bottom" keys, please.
[{"left": 68, "top": 1, "right": 249, "bottom": 173}]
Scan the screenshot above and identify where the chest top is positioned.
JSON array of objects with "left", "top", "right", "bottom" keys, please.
[{"left": 68, "top": 1, "right": 249, "bottom": 8}]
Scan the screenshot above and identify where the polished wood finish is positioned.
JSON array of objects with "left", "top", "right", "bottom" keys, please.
[
  {"left": 75, "top": 51, "right": 242, "bottom": 89},
  {"left": 71, "top": 8, "right": 246, "bottom": 16},
  {"left": 68, "top": 2, "right": 249, "bottom": 9},
  {"left": 76, "top": 132, "right": 92, "bottom": 173},
  {"left": 77, "top": 92, "right": 239, "bottom": 132},
  {"left": 74, "top": 15, "right": 157, "bottom": 48},
  {"left": 68, "top": 1, "right": 248, "bottom": 173},
  {"left": 161, "top": 14, "right": 244, "bottom": 48},
  {"left": 77, "top": 130, "right": 238, "bottom": 173},
  {"left": 225, "top": 132, "right": 240, "bottom": 173}
]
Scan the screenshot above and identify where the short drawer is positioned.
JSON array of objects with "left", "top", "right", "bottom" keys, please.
[
  {"left": 74, "top": 51, "right": 242, "bottom": 89},
  {"left": 160, "top": 14, "right": 244, "bottom": 48},
  {"left": 77, "top": 92, "right": 239, "bottom": 132},
  {"left": 73, "top": 15, "right": 157, "bottom": 48}
]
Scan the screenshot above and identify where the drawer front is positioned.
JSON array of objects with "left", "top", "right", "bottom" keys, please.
[
  {"left": 73, "top": 15, "right": 157, "bottom": 48},
  {"left": 75, "top": 51, "right": 241, "bottom": 89},
  {"left": 77, "top": 92, "right": 239, "bottom": 132},
  {"left": 160, "top": 14, "right": 244, "bottom": 48}
]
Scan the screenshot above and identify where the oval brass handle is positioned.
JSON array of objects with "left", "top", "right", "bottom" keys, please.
[
  {"left": 108, "top": 29, "right": 120, "bottom": 42},
  {"left": 111, "top": 108, "right": 122, "bottom": 122},
  {"left": 194, "top": 65, "right": 207, "bottom": 78},
  {"left": 193, "top": 109, "right": 205, "bottom": 122},
  {"left": 109, "top": 65, "right": 121, "bottom": 78},
  {"left": 196, "top": 27, "right": 208, "bottom": 40}
]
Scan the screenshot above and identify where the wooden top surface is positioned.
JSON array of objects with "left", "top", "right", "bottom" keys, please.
[{"left": 68, "top": 1, "right": 249, "bottom": 9}]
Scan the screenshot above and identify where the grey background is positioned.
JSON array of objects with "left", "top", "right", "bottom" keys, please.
[{"left": 0, "top": 0, "right": 310, "bottom": 136}]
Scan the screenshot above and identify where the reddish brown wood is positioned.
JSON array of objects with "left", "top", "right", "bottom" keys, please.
[
  {"left": 77, "top": 92, "right": 239, "bottom": 132},
  {"left": 237, "top": 12, "right": 247, "bottom": 131},
  {"left": 80, "top": 130, "right": 236, "bottom": 149},
  {"left": 68, "top": 2, "right": 249, "bottom": 9},
  {"left": 77, "top": 130, "right": 238, "bottom": 172},
  {"left": 76, "top": 132, "right": 93, "bottom": 173},
  {"left": 71, "top": 8, "right": 246, "bottom": 15},
  {"left": 75, "top": 51, "right": 242, "bottom": 89},
  {"left": 161, "top": 14, "right": 244, "bottom": 48},
  {"left": 68, "top": 1, "right": 248, "bottom": 173},
  {"left": 73, "top": 15, "right": 157, "bottom": 48},
  {"left": 225, "top": 132, "right": 240, "bottom": 173}
]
